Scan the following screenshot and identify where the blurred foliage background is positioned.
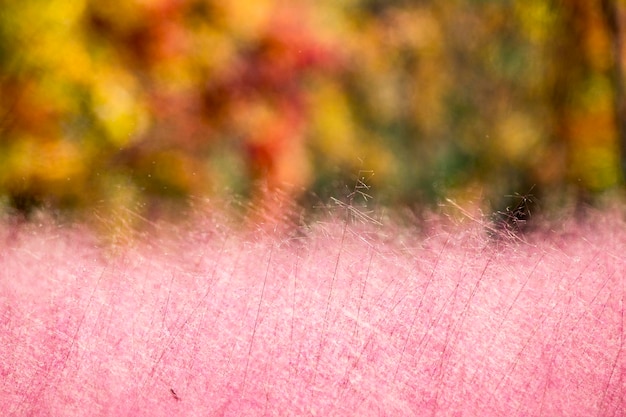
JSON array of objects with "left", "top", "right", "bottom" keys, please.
[{"left": 1, "top": 0, "right": 626, "bottom": 223}]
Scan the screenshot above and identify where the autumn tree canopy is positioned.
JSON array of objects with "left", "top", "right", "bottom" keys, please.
[{"left": 1, "top": 0, "right": 625, "bottom": 220}]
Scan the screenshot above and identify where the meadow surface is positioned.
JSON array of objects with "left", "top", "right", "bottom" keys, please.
[{"left": 1, "top": 206, "right": 625, "bottom": 416}]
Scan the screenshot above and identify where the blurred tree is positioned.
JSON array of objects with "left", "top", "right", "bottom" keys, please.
[
  {"left": 0, "top": 0, "right": 625, "bottom": 223},
  {"left": 600, "top": 0, "right": 626, "bottom": 182},
  {"left": 0, "top": 0, "right": 341, "bottom": 221},
  {"left": 546, "top": 0, "right": 622, "bottom": 206}
]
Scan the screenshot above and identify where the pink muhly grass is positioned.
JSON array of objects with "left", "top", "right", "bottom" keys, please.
[{"left": 0, "top": 204, "right": 624, "bottom": 416}]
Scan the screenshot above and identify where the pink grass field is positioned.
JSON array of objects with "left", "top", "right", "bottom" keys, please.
[{"left": 1, "top": 207, "right": 625, "bottom": 416}]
